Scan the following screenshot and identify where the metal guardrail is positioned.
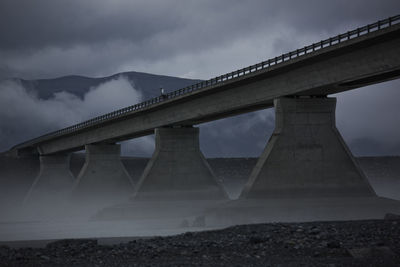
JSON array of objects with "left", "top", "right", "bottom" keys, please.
[{"left": 16, "top": 14, "right": 400, "bottom": 147}]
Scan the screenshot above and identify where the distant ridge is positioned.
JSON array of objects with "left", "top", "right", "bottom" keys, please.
[{"left": 12, "top": 71, "right": 202, "bottom": 100}]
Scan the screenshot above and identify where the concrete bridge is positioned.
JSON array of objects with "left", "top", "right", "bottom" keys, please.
[{"left": 8, "top": 16, "right": 400, "bottom": 210}]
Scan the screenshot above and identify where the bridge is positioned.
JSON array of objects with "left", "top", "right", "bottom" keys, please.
[{"left": 8, "top": 15, "right": 400, "bottom": 215}]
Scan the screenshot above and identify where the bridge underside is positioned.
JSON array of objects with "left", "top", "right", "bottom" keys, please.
[
  {"left": 11, "top": 21, "right": 400, "bottom": 222},
  {"left": 20, "top": 95, "right": 400, "bottom": 223}
]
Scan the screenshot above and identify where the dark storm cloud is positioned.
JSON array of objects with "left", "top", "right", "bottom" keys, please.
[
  {"left": 1, "top": 0, "right": 397, "bottom": 50},
  {"left": 1, "top": 0, "right": 399, "bottom": 79},
  {"left": 0, "top": 0, "right": 183, "bottom": 50}
]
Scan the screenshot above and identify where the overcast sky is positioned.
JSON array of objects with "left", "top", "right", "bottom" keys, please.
[
  {"left": 1, "top": 0, "right": 399, "bottom": 80},
  {"left": 0, "top": 0, "right": 399, "bottom": 157}
]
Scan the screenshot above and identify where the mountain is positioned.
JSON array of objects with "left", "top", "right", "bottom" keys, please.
[{"left": 15, "top": 71, "right": 202, "bottom": 100}]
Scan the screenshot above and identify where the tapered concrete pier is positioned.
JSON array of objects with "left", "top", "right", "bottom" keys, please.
[
  {"left": 25, "top": 153, "right": 74, "bottom": 203},
  {"left": 204, "top": 97, "right": 400, "bottom": 227},
  {"left": 72, "top": 143, "right": 134, "bottom": 203},
  {"left": 132, "top": 127, "right": 228, "bottom": 200},
  {"left": 93, "top": 127, "right": 228, "bottom": 221},
  {"left": 241, "top": 97, "right": 375, "bottom": 199}
]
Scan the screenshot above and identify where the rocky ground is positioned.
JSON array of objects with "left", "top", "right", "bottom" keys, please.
[{"left": 1, "top": 216, "right": 400, "bottom": 267}]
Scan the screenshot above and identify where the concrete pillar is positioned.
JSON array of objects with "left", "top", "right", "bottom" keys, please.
[
  {"left": 132, "top": 127, "right": 228, "bottom": 200},
  {"left": 24, "top": 153, "right": 74, "bottom": 203},
  {"left": 240, "top": 97, "right": 376, "bottom": 199},
  {"left": 72, "top": 143, "right": 134, "bottom": 202}
]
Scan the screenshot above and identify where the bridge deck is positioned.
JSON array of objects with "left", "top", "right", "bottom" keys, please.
[{"left": 11, "top": 15, "right": 400, "bottom": 155}]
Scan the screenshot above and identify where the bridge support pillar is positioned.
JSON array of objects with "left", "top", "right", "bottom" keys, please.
[
  {"left": 240, "top": 96, "right": 376, "bottom": 198},
  {"left": 202, "top": 97, "right": 400, "bottom": 226},
  {"left": 72, "top": 143, "right": 134, "bottom": 203},
  {"left": 132, "top": 127, "right": 228, "bottom": 200},
  {"left": 25, "top": 153, "right": 74, "bottom": 203}
]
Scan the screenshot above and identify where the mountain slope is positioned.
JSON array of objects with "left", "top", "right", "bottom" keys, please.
[{"left": 16, "top": 71, "right": 202, "bottom": 100}]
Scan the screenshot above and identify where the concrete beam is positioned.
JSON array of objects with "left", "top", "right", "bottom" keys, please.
[
  {"left": 24, "top": 153, "right": 74, "bottom": 203},
  {"left": 25, "top": 26, "right": 400, "bottom": 155},
  {"left": 132, "top": 127, "right": 228, "bottom": 200},
  {"left": 240, "top": 97, "right": 376, "bottom": 198},
  {"left": 72, "top": 144, "right": 134, "bottom": 203}
]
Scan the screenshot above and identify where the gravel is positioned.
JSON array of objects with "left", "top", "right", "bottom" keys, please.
[{"left": 1, "top": 218, "right": 399, "bottom": 267}]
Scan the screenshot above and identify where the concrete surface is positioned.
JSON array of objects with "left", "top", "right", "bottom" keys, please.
[
  {"left": 132, "top": 127, "right": 228, "bottom": 200},
  {"left": 24, "top": 153, "right": 74, "bottom": 204},
  {"left": 12, "top": 23, "right": 400, "bottom": 155},
  {"left": 240, "top": 97, "right": 376, "bottom": 199},
  {"left": 71, "top": 144, "right": 134, "bottom": 204}
]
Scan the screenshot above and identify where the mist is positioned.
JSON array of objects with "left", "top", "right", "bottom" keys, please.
[
  {"left": 335, "top": 79, "right": 400, "bottom": 156},
  {"left": 0, "top": 76, "right": 154, "bottom": 155}
]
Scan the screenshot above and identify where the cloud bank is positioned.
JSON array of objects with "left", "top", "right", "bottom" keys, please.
[{"left": 0, "top": 76, "right": 154, "bottom": 155}]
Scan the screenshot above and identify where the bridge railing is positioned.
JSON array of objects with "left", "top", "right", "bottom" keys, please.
[{"left": 16, "top": 14, "right": 400, "bottom": 146}]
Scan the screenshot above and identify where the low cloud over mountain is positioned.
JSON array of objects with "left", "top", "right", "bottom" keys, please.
[{"left": 0, "top": 76, "right": 149, "bottom": 153}]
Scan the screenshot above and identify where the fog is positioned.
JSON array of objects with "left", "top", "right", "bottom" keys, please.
[
  {"left": 1, "top": 79, "right": 398, "bottom": 244},
  {"left": 0, "top": 155, "right": 399, "bottom": 245},
  {"left": 335, "top": 80, "right": 400, "bottom": 156},
  {"left": 0, "top": 76, "right": 154, "bottom": 155}
]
